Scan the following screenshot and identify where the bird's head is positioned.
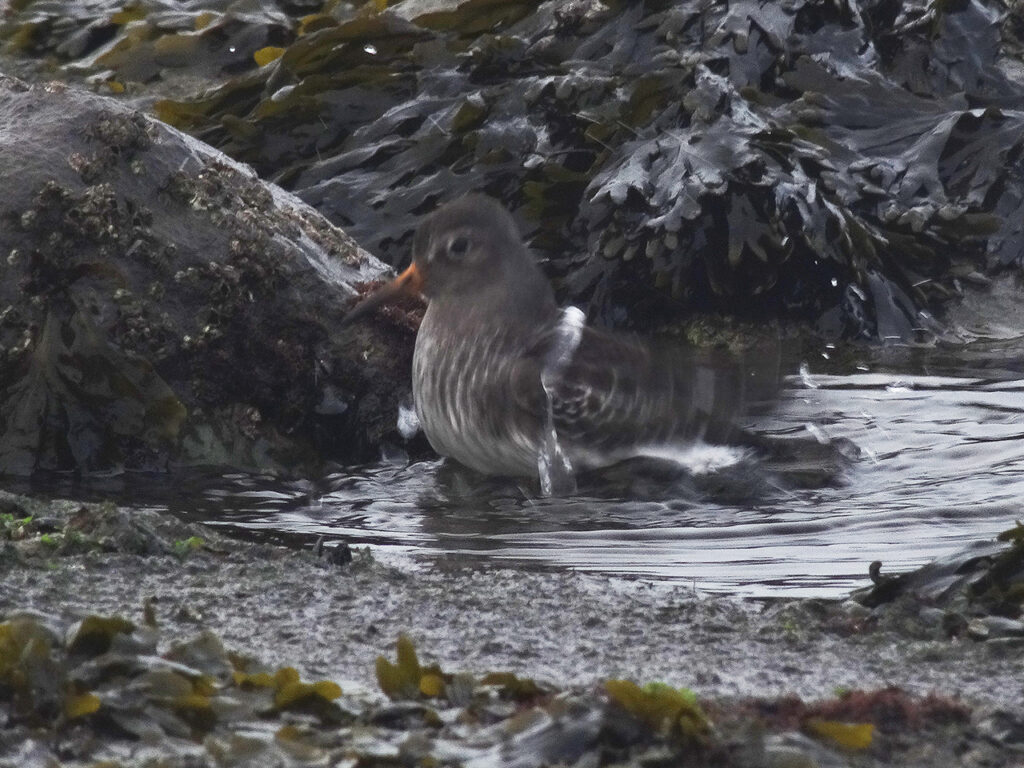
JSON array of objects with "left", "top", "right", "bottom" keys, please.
[{"left": 345, "top": 195, "right": 554, "bottom": 323}]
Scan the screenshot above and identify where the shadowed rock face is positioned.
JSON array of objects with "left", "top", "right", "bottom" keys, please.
[{"left": 0, "top": 76, "right": 415, "bottom": 476}]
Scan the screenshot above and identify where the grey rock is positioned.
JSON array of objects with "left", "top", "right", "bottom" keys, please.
[
  {"left": 981, "top": 615, "right": 1024, "bottom": 638},
  {"left": 0, "top": 76, "right": 413, "bottom": 475}
]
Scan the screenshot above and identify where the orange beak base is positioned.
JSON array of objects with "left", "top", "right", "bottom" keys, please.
[{"left": 343, "top": 263, "right": 425, "bottom": 324}]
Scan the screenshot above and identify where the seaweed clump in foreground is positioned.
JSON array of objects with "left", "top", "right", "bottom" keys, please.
[
  {"left": 0, "top": 615, "right": 995, "bottom": 767},
  {"left": 149, "top": 0, "right": 1024, "bottom": 338},
  {"left": 2, "top": 489, "right": 1023, "bottom": 766}
]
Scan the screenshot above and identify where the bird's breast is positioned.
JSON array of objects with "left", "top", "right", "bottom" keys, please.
[{"left": 412, "top": 309, "right": 540, "bottom": 477}]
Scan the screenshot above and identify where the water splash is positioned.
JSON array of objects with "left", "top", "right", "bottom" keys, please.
[
  {"left": 537, "top": 307, "right": 585, "bottom": 496},
  {"left": 397, "top": 397, "right": 420, "bottom": 440},
  {"left": 799, "top": 362, "right": 819, "bottom": 389},
  {"left": 632, "top": 443, "right": 748, "bottom": 474},
  {"left": 885, "top": 379, "right": 913, "bottom": 393}
]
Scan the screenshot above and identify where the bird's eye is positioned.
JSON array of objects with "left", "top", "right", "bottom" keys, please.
[{"left": 448, "top": 236, "right": 469, "bottom": 258}]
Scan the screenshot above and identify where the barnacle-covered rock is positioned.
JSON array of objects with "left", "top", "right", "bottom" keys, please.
[{"left": 0, "top": 75, "right": 412, "bottom": 475}]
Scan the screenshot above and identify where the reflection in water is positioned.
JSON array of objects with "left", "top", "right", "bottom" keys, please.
[{"left": 12, "top": 364, "right": 1023, "bottom": 599}]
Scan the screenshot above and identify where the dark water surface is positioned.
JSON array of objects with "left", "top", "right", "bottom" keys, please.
[{"left": 14, "top": 344, "right": 1024, "bottom": 599}]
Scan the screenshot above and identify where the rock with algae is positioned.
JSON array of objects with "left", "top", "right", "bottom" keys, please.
[
  {"left": 0, "top": 75, "right": 415, "bottom": 476},
  {"left": 147, "top": 0, "right": 1024, "bottom": 338},
  {"left": 0, "top": 0, "right": 294, "bottom": 99}
]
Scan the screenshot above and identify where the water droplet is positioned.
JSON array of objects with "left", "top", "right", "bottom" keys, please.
[
  {"left": 537, "top": 307, "right": 584, "bottom": 495},
  {"left": 397, "top": 398, "right": 420, "bottom": 440},
  {"left": 799, "top": 362, "right": 819, "bottom": 389}
]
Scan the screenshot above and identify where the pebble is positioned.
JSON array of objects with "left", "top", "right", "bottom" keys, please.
[
  {"left": 966, "top": 618, "right": 989, "bottom": 641},
  {"left": 917, "top": 606, "right": 946, "bottom": 629},
  {"left": 981, "top": 616, "right": 1024, "bottom": 638},
  {"left": 763, "top": 732, "right": 850, "bottom": 768}
]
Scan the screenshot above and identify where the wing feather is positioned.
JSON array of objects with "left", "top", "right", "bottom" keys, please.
[{"left": 511, "top": 324, "right": 780, "bottom": 465}]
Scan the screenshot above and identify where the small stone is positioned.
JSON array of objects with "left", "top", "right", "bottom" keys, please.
[
  {"left": 763, "top": 746, "right": 819, "bottom": 768},
  {"left": 917, "top": 606, "right": 946, "bottom": 628},
  {"left": 602, "top": 235, "right": 624, "bottom": 259},
  {"left": 981, "top": 616, "right": 1024, "bottom": 638},
  {"left": 943, "top": 612, "right": 968, "bottom": 636},
  {"left": 981, "top": 637, "right": 1024, "bottom": 656},
  {"left": 327, "top": 543, "right": 353, "bottom": 566},
  {"left": 966, "top": 618, "right": 990, "bottom": 641},
  {"left": 764, "top": 731, "right": 850, "bottom": 768},
  {"left": 840, "top": 599, "right": 870, "bottom": 621}
]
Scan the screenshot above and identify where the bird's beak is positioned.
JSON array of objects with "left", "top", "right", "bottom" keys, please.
[{"left": 343, "top": 263, "right": 425, "bottom": 324}]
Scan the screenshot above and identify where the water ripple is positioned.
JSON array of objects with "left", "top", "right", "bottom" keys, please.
[{"left": 15, "top": 360, "right": 1021, "bottom": 599}]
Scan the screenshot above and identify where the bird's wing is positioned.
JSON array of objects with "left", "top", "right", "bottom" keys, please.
[{"left": 511, "top": 324, "right": 780, "bottom": 458}]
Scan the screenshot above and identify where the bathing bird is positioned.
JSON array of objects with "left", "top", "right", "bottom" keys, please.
[{"left": 346, "top": 195, "right": 780, "bottom": 491}]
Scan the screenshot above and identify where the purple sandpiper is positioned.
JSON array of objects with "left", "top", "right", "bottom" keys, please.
[{"left": 346, "top": 195, "right": 779, "bottom": 489}]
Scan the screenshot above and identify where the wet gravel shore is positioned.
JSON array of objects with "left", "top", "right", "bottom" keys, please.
[{"left": 2, "top": 490, "right": 1022, "bottom": 767}]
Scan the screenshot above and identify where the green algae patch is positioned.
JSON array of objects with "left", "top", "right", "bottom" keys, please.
[
  {"left": 0, "top": 616, "right": 62, "bottom": 722},
  {"left": 229, "top": 658, "right": 343, "bottom": 721},
  {"left": 173, "top": 535, "right": 206, "bottom": 559},
  {"left": 67, "top": 615, "right": 135, "bottom": 656},
  {"left": 0, "top": 493, "right": 221, "bottom": 562},
  {"left": 253, "top": 46, "right": 285, "bottom": 67},
  {"left": 605, "top": 679, "right": 712, "bottom": 746},
  {"left": 806, "top": 718, "right": 874, "bottom": 750},
  {"left": 271, "top": 667, "right": 342, "bottom": 715},
  {"left": 480, "top": 671, "right": 545, "bottom": 703},
  {"left": 0, "top": 513, "right": 32, "bottom": 538},
  {"left": 64, "top": 689, "right": 102, "bottom": 719},
  {"left": 0, "top": 605, "right": 1008, "bottom": 767},
  {"left": 1, "top": 612, "right": 132, "bottom": 726},
  {"left": 376, "top": 633, "right": 446, "bottom": 701}
]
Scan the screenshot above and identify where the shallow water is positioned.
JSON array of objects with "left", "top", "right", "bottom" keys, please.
[{"left": 13, "top": 345, "right": 1024, "bottom": 599}]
